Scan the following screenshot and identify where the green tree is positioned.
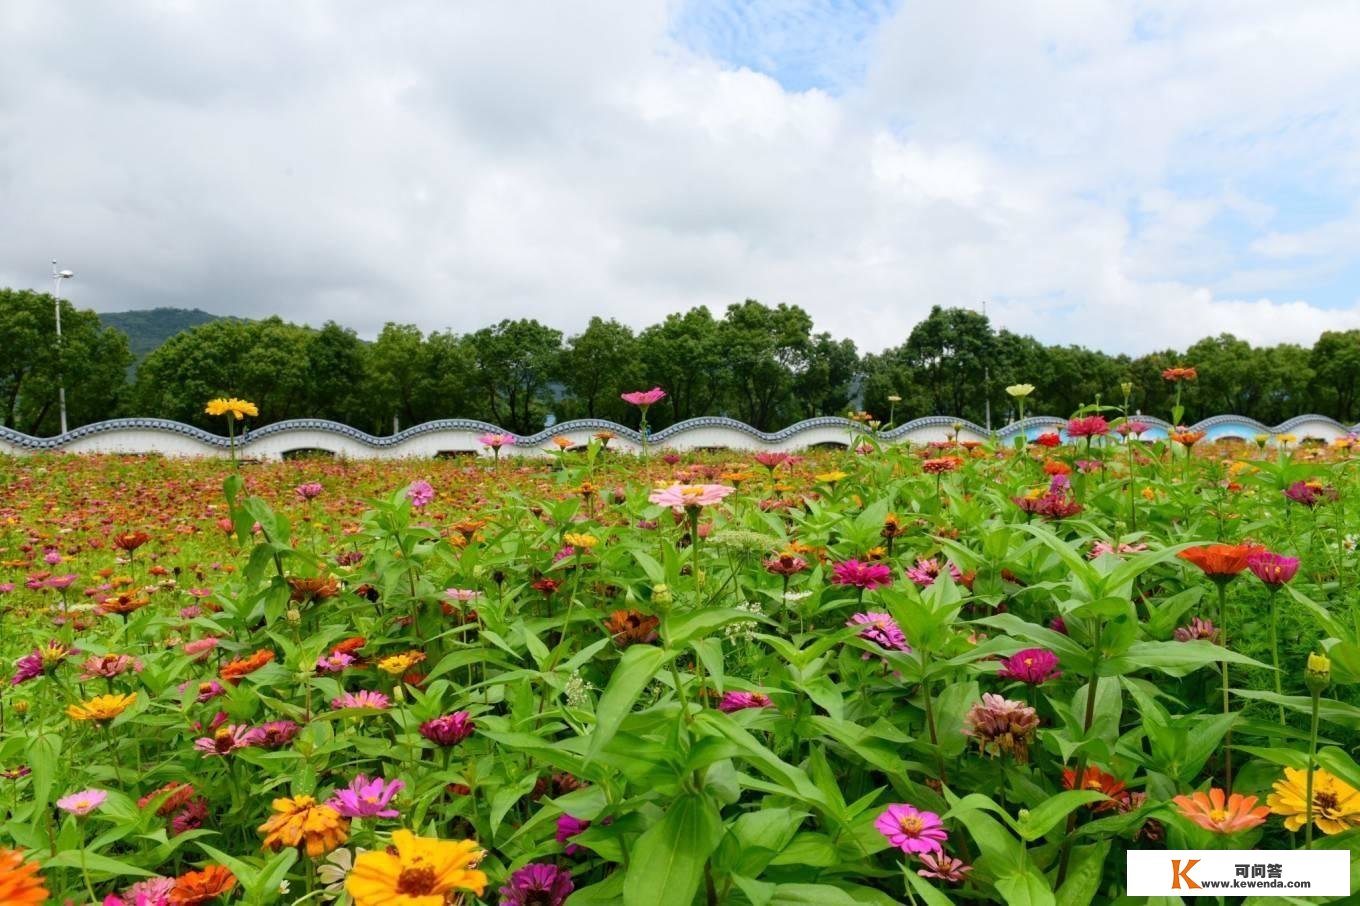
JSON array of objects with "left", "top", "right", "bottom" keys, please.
[
  {"left": 559, "top": 317, "right": 642, "bottom": 422},
  {"left": 637, "top": 307, "right": 729, "bottom": 426},
  {"left": 717, "top": 300, "right": 815, "bottom": 430},
  {"left": 467, "top": 319, "right": 563, "bottom": 434},
  {"left": 0, "top": 288, "right": 132, "bottom": 435},
  {"left": 1310, "top": 330, "right": 1360, "bottom": 422}
]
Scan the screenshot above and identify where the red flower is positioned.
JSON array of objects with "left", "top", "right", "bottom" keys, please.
[{"left": 1178, "top": 543, "right": 1263, "bottom": 581}]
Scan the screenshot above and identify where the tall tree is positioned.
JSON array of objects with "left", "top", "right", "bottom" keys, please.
[
  {"left": 467, "top": 319, "right": 563, "bottom": 434},
  {"left": 559, "top": 317, "right": 641, "bottom": 421}
]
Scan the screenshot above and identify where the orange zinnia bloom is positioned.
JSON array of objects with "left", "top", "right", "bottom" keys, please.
[
  {"left": 113, "top": 530, "right": 152, "bottom": 551},
  {"left": 259, "top": 795, "right": 349, "bottom": 857},
  {"left": 1162, "top": 366, "right": 1198, "bottom": 382},
  {"left": 1178, "top": 543, "right": 1262, "bottom": 580},
  {"left": 1172, "top": 788, "right": 1269, "bottom": 833},
  {"left": 1062, "top": 766, "right": 1128, "bottom": 813},
  {"left": 219, "top": 649, "right": 275, "bottom": 684},
  {"left": 287, "top": 576, "right": 340, "bottom": 603},
  {"left": 169, "top": 864, "right": 237, "bottom": 904},
  {"left": 1170, "top": 430, "right": 1206, "bottom": 447},
  {"left": 0, "top": 849, "right": 48, "bottom": 904}
]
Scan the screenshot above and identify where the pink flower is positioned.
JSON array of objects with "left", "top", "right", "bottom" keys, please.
[
  {"left": 1116, "top": 421, "right": 1149, "bottom": 437},
  {"left": 875, "top": 804, "right": 947, "bottom": 855},
  {"left": 718, "top": 691, "right": 774, "bottom": 713},
  {"left": 832, "top": 560, "right": 893, "bottom": 590},
  {"left": 962, "top": 693, "right": 1040, "bottom": 762},
  {"left": 183, "top": 638, "right": 220, "bottom": 661},
  {"left": 316, "top": 652, "right": 354, "bottom": 673},
  {"left": 406, "top": 479, "right": 435, "bottom": 507},
  {"left": 648, "top": 483, "right": 735, "bottom": 511},
  {"left": 194, "top": 725, "right": 258, "bottom": 757},
  {"left": 846, "top": 612, "right": 910, "bottom": 653},
  {"left": 917, "top": 852, "right": 973, "bottom": 883},
  {"left": 479, "top": 433, "right": 516, "bottom": 449},
  {"left": 904, "top": 557, "right": 962, "bottom": 587},
  {"left": 57, "top": 788, "right": 108, "bottom": 816},
  {"left": 419, "top": 711, "right": 475, "bottom": 746},
  {"left": 621, "top": 387, "right": 667, "bottom": 407},
  {"left": 1066, "top": 416, "right": 1109, "bottom": 438},
  {"left": 1089, "top": 540, "right": 1149, "bottom": 559},
  {"left": 556, "top": 814, "right": 591, "bottom": 855},
  {"left": 997, "top": 648, "right": 1061, "bottom": 685},
  {"left": 1174, "top": 616, "right": 1218, "bottom": 642},
  {"left": 444, "top": 588, "right": 482, "bottom": 602},
  {"left": 332, "top": 690, "right": 391, "bottom": 710},
  {"left": 1246, "top": 550, "right": 1301, "bottom": 587},
  {"left": 295, "top": 482, "right": 324, "bottom": 500},
  {"left": 327, "top": 774, "right": 405, "bottom": 818}
]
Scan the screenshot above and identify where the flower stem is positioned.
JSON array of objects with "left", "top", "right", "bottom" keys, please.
[
  {"left": 1217, "top": 581, "right": 1233, "bottom": 789},
  {"left": 1305, "top": 687, "right": 1320, "bottom": 849},
  {"left": 1269, "top": 589, "right": 1284, "bottom": 724}
]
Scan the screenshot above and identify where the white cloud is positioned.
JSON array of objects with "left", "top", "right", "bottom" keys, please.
[{"left": 1, "top": 0, "right": 1358, "bottom": 356}]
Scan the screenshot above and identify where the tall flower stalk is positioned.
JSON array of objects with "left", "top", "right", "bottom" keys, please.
[
  {"left": 1303, "top": 652, "right": 1330, "bottom": 848},
  {"left": 206, "top": 398, "right": 258, "bottom": 468},
  {"left": 622, "top": 387, "right": 666, "bottom": 456}
]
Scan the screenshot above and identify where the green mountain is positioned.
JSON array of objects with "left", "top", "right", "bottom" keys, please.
[{"left": 100, "top": 308, "right": 225, "bottom": 358}]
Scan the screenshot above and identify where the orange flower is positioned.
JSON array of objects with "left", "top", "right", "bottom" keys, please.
[
  {"left": 1178, "top": 543, "right": 1262, "bottom": 580},
  {"left": 332, "top": 637, "right": 367, "bottom": 656},
  {"left": 1043, "top": 460, "right": 1072, "bottom": 476},
  {"left": 113, "top": 530, "right": 152, "bottom": 551},
  {"left": 1170, "top": 429, "right": 1206, "bottom": 447},
  {"left": 1162, "top": 366, "right": 1198, "bottom": 382},
  {"left": 219, "top": 649, "right": 275, "bottom": 684},
  {"left": 0, "top": 849, "right": 48, "bottom": 904},
  {"left": 922, "top": 456, "right": 964, "bottom": 474},
  {"left": 1062, "top": 766, "right": 1128, "bottom": 813},
  {"left": 169, "top": 864, "right": 237, "bottom": 904},
  {"left": 604, "top": 610, "right": 659, "bottom": 648},
  {"left": 287, "top": 576, "right": 340, "bottom": 603},
  {"left": 1172, "top": 788, "right": 1268, "bottom": 833},
  {"left": 259, "top": 795, "right": 349, "bottom": 857}
]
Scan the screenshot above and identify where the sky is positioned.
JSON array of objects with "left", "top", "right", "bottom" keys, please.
[{"left": 3, "top": 0, "right": 1360, "bottom": 355}]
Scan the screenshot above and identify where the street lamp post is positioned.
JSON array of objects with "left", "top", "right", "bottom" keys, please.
[{"left": 51, "top": 260, "right": 74, "bottom": 435}]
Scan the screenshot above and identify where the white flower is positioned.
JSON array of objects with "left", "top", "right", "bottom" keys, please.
[
  {"left": 1006, "top": 384, "right": 1035, "bottom": 398},
  {"left": 1344, "top": 534, "right": 1357, "bottom": 554},
  {"left": 724, "top": 601, "right": 763, "bottom": 642},
  {"left": 783, "top": 590, "right": 813, "bottom": 603},
  {"left": 564, "top": 669, "right": 593, "bottom": 708}
]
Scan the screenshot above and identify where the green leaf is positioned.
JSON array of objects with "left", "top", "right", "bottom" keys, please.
[
  {"left": 490, "top": 773, "right": 540, "bottom": 838},
  {"left": 46, "top": 850, "right": 155, "bottom": 879},
  {"left": 1014, "top": 791, "right": 1109, "bottom": 841},
  {"left": 1317, "top": 747, "right": 1360, "bottom": 791},
  {"left": 995, "top": 869, "right": 1057, "bottom": 906},
  {"left": 622, "top": 792, "right": 724, "bottom": 906},
  {"left": 903, "top": 869, "right": 959, "bottom": 906},
  {"left": 1056, "top": 840, "right": 1110, "bottom": 906},
  {"left": 1104, "top": 640, "right": 1267, "bottom": 676},
  {"left": 585, "top": 644, "right": 670, "bottom": 763}
]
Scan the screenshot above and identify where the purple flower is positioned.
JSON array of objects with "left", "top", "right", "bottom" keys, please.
[
  {"left": 904, "top": 557, "right": 963, "bottom": 588},
  {"left": 875, "top": 804, "right": 947, "bottom": 855},
  {"left": 1246, "top": 550, "right": 1301, "bottom": 587},
  {"left": 327, "top": 774, "right": 405, "bottom": 818},
  {"left": 556, "top": 814, "right": 591, "bottom": 855},
  {"left": 1285, "top": 480, "right": 1338, "bottom": 508},
  {"left": 499, "top": 863, "right": 575, "bottom": 906},
  {"left": 1174, "top": 616, "right": 1219, "bottom": 643},
  {"left": 57, "top": 788, "right": 108, "bottom": 816},
  {"left": 419, "top": 711, "right": 474, "bottom": 746},
  {"left": 10, "top": 651, "right": 44, "bottom": 686},
  {"left": 831, "top": 560, "right": 893, "bottom": 590},
  {"left": 846, "top": 612, "right": 911, "bottom": 653},
  {"left": 295, "top": 482, "right": 324, "bottom": 500},
  {"left": 406, "top": 479, "right": 435, "bottom": 507},
  {"left": 997, "top": 648, "right": 1061, "bottom": 685},
  {"left": 316, "top": 652, "right": 354, "bottom": 673},
  {"left": 717, "top": 691, "right": 774, "bottom": 713},
  {"left": 252, "top": 720, "right": 300, "bottom": 748}
]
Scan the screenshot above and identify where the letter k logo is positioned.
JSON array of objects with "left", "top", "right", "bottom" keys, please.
[{"left": 1171, "top": 859, "right": 1200, "bottom": 889}]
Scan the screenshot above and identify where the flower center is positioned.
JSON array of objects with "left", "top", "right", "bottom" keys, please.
[
  {"left": 899, "top": 815, "right": 924, "bottom": 835},
  {"left": 1316, "top": 792, "right": 1339, "bottom": 813},
  {"left": 396, "top": 866, "right": 438, "bottom": 895},
  {"left": 1208, "top": 808, "right": 1228, "bottom": 823}
]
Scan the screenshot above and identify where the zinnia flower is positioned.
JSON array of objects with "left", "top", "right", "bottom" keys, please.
[
  {"left": 717, "top": 691, "right": 774, "bottom": 713},
  {"left": 846, "top": 612, "right": 910, "bottom": 653},
  {"left": 1178, "top": 543, "right": 1262, "bottom": 582},
  {"left": 648, "top": 484, "right": 735, "bottom": 511},
  {"left": 832, "top": 560, "right": 892, "bottom": 590},
  {"left": 621, "top": 387, "right": 667, "bottom": 407},
  {"left": 875, "top": 804, "right": 947, "bottom": 855},
  {"left": 67, "top": 692, "right": 138, "bottom": 723},
  {"left": 345, "top": 830, "right": 486, "bottom": 905},
  {"left": 904, "top": 557, "right": 961, "bottom": 588},
  {"left": 295, "top": 482, "right": 324, "bottom": 500},
  {"left": 328, "top": 775, "right": 406, "bottom": 819},
  {"left": 332, "top": 690, "right": 391, "bottom": 711},
  {"left": 406, "top": 479, "right": 436, "bottom": 507},
  {"left": 1284, "top": 480, "right": 1338, "bottom": 508},
  {"left": 419, "top": 712, "right": 475, "bottom": 746},
  {"left": 962, "top": 693, "right": 1039, "bottom": 762},
  {"left": 1172, "top": 788, "right": 1269, "bottom": 833},
  {"left": 1267, "top": 767, "right": 1360, "bottom": 835},
  {"left": 0, "top": 849, "right": 49, "bottom": 905},
  {"left": 168, "top": 864, "right": 236, "bottom": 905},
  {"left": 603, "top": 610, "right": 659, "bottom": 648},
  {"left": 259, "top": 795, "right": 350, "bottom": 857},
  {"left": 555, "top": 814, "right": 591, "bottom": 855},
  {"left": 1246, "top": 550, "right": 1300, "bottom": 587},
  {"left": 1061, "top": 767, "right": 1128, "bottom": 813},
  {"left": 498, "top": 863, "right": 574, "bottom": 906},
  {"left": 917, "top": 852, "right": 972, "bottom": 883},
  {"left": 1066, "top": 416, "right": 1109, "bottom": 438},
  {"left": 219, "top": 649, "right": 275, "bottom": 683},
  {"left": 997, "top": 648, "right": 1061, "bottom": 685},
  {"left": 1174, "top": 616, "right": 1218, "bottom": 642},
  {"left": 194, "top": 725, "right": 259, "bottom": 757},
  {"left": 57, "top": 788, "right": 108, "bottom": 816},
  {"left": 377, "top": 651, "right": 426, "bottom": 676}
]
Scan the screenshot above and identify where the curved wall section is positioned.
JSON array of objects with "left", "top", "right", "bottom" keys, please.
[{"left": 0, "top": 414, "right": 1355, "bottom": 460}]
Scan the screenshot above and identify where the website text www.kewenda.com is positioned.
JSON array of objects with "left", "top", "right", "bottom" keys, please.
[{"left": 1197, "top": 879, "right": 1311, "bottom": 890}]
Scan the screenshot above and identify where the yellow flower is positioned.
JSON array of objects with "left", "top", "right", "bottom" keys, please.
[
  {"left": 376, "top": 651, "right": 426, "bottom": 676},
  {"left": 816, "top": 470, "right": 848, "bottom": 484},
  {"left": 66, "top": 692, "right": 137, "bottom": 723},
  {"left": 345, "top": 830, "right": 485, "bottom": 905},
  {"left": 1141, "top": 487, "right": 1156, "bottom": 501},
  {"left": 1275, "top": 433, "right": 1297, "bottom": 445},
  {"left": 259, "top": 795, "right": 350, "bottom": 857},
  {"left": 205, "top": 398, "right": 259, "bottom": 420},
  {"left": 1267, "top": 767, "right": 1360, "bottom": 835},
  {"left": 1005, "top": 383, "right": 1035, "bottom": 398},
  {"left": 563, "top": 532, "right": 598, "bottom": 550}
]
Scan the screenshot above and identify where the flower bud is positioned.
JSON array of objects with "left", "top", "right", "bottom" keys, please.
[
  {"left": 1119, "top": 381, "right": 1133, "bottom": 397},
  {"left": 393, "top": 685, "right": 406, "bottom": 703},
  {"left": 285, "top": 607, "right": 302, "bottom": 623},
  {"left": 12, "top": 699, "right": 29, "bottom": 715},
  {"left": 652, "top": 584, "right": 673, "bottom": 607},
  {"left": 1305, "top": 652, "right": 1331, "bottom": 693}
]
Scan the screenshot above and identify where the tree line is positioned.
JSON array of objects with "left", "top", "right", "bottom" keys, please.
[{"left": 3, "top": 286, "right": 1360, "bottom": 437}]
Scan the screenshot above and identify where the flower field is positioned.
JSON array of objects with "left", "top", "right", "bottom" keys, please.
[{"left": 3, "top": 420, "right": 1360, "bottom": 904}]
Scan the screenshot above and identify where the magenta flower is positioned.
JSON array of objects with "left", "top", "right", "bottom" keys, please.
[
  {"left": 498, "top": 863, "right": 575, "bottom": 906},
  {"left": 1174, "top": 616, "right": 1219, "bottom": 642},
  {"left": 917, "top": 852, "right": 973, "bottom": 883},
  {"left": 105, "top": 877, "right": 175, "bottom": 906},
  {"left": 479, "top": 433, "right": 516, "bottom": 449},
  {"left": 1246, "top": 550, "right": 1301, "bottom": 587},
  {"left": 997, "top": 648, "right": 1061, "bottom": 685},
  {"left": 1116, "top": 421, "right": 1149, "bottom": 437},
  {"left": 1066, "top": 416, "right": 1110, "bottom": 438},
  {"left": 875, "top": 804, "right": 948, "bottom": 855},
  {"left": 316, "top": 652, "right": 354, "bottom": 673},
  {"left": 406, "top": 479, "right": 435, "bottom": 507},
  {"left": 846, "top": 612, "right": 911, "bottom": 653},
  {"left": 45, "top": 574, "right": 78, "bottom": 590},
  {"left": 904, "top": 557, "right": 962, "bottom": 588},
  {"left": 1284, "top": 480, "right": 1338, "bottom": 508},
  {"left": 194, "top": 724, "right": 259, "bottom": 757},
  {"left": 419, "top": 711, "right": 475, "bottom": 746},
  {"left": 832, "top": 560, "right": 893, "bottom": 590},
  {"left": 327, "top": 774, "right": 405, "bottom": 818},
  {"left": 295, "top": 482, "right": 324, "bottom": 500},
  {"left": 331, "top": 690, "right": 391, "bottom": 710},
  {"left": 621, "top": 387, "right": 667, "bottom": 407},
  {"left": 252, "top": 720, "right": 300, "bottom": 749},
  {"left": 648, "top": 483, "right": 735, "bottom": 511},
  {"left": 556, "top": 814, "right": 591, "bottom": 855},
  {"left": 718, "top": 691, "right": 774, "bottom": 713},
  {"left": 57, "top": 788, "right": 108, "bottom": 816}
]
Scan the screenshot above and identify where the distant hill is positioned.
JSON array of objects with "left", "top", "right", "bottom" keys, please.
[{"left": 100, "top": 308, "right": 226, "bottom": 358}]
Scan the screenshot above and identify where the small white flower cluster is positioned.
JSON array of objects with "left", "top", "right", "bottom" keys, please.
[
  {"left": 1344, "top": 534, "right": 1357, "bottom": 554},
  {"left": 563, "top": 669, "right": 594, "bottom": 708},
  {"left": 725, "top": 600, "right": 763, "bottom": 642}
]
